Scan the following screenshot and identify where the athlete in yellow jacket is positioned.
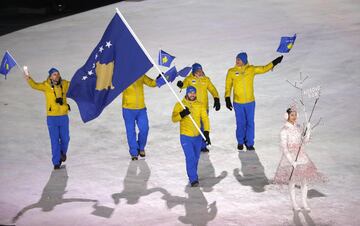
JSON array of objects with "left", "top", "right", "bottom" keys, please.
[
  {"left": 172, "top": 86, "right": 211, "bottom": 187},
  {"left": 24, "top": 67, "right": 70, "bottom": 169},
  {"left": 225, "top": 52, "right": 283, "bottom": 151},
  {"left": 177, "top": 63, "right": 220, "bottom": 152},
  {"left": 122, "top": 74, "right": 157, "bottom": 160}
]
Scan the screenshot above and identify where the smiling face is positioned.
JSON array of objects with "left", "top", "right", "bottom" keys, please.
[
  {"left": 50, "top": 71, "right": 60, "bottom": 83},
  {"left": 287, "top": 111, "right": 297, "bottom": 124},
  {"left": 186, "top": 91, "right": 196, "bottom": 101}
]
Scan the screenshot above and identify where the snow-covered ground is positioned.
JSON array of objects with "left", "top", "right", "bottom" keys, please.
[{"left": 1, "top": 0, "right": 359, "bottom": 225}]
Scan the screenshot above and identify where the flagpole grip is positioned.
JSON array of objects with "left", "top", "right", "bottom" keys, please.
[{"left": 115, "top": 8, "right": 206, "bottom": 141}]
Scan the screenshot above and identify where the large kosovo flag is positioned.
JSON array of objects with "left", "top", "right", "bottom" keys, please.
[{"left": 67, "top": 13, "right": 153, "bottom": 122}]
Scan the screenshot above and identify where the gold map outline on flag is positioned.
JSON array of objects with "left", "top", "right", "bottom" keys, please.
[
  {"left": 95, "top": 61, "right": 115, "bottom": 91},
  {"left": 162, "top": 56, "right": 168, "bottom": 64}
]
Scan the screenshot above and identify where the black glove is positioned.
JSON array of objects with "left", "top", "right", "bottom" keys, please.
[
  {"left": 213, "top": 97, "right": 220, "bottom": 111},
  {"left": 225, "top": 97, "right": 233, "bottom": 111},
  {"left": 272, "top": 55, "right": 283, "bottom": 67},
  {"left": 156, "top": 74, "right": 162, "bottom": 79},
  {"left": 179, "top": 107, "right": 191, "bottom": 118},
  {"left": 203, "top": 131, "right": 211, "bottom": 145},
  {"left": 177, "top": 80, "right": 184, "bottom": 88}
]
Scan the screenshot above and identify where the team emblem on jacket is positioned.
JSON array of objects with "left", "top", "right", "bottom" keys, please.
[
  {"left": 192, "top": 80, "right": 196, "bottom": 84},
  {"left": 235, "top": 72, "right": 239, "bottom": 76}
]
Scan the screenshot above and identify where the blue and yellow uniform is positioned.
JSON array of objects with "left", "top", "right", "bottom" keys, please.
[
  {"left": 122, "top": 75, "right": 156, "bottom": 157},
  {"left": 225, "top": 52, "right": 281, "bottom": 149},
  {"left": 27, "top": 69, "right": 70, "bottom": 167},
  {"left": 172, "top": 90, "right": 210, "bottom": 184}
]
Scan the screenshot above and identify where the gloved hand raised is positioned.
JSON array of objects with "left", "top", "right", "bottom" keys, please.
[
  {"left": 203, "top": 131, "right": 211, "bottom": 145},
  {"left": 225, "top": 97, "right": 233, "bottom": 111},
  {"left": 177, "top": 80, "right": 184, "bottom": 88},
  {"left": 179, "top": 107, "right": 191, "bottom": 118},
  {"left": 272, "top": 55, "right": 283, "bottom": 67},
  {"left": 213, "top": 97, "right": 221, "bottom": 111}
]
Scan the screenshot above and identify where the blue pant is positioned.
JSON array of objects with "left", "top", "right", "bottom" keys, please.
[
  {"left": 200, "top": 110, "right": 209, "bottom": 149},
  {"left": 180, "top": 135, "right": 202, "bottom": 183},
  {"left": 234, "top": 101, "right": 256, "bottom": 147},
  {"left": 47, "top": 115, "right": 70, "bottom": 166},
  {"left": 122, "top": 108, "right": 149, "bottom": 157}
]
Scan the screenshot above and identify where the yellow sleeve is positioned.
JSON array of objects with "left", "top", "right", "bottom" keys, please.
[
  {"left": 172, "top": 102, "right": 183, "bottom": 122},
  {"left": 27, "top": 77, "right": 46, "bottom": 91},
  {"left": 181, "top": 76, "right": 190, "bottom": 90},
  {"left": 201, "top": 106, "right": 210, "bottom": 131},
  {"left": 224, "top": 70, "right": 233, "bottom": 97},
  {"left": 143, "top": 75, "right": 157, "bottom": 87},
  {"left": 207, "top": 77, "right": 219, "bottom": 98},
  {"left": 253, "top": 62, "right": 274, "bottom": 75}
]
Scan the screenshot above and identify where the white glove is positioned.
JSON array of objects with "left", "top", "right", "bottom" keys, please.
[{"left": 23, "top": 66, "right": 29, "bottom": 76}]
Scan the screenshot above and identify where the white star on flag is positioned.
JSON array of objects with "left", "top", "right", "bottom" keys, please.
[
  {"left": 88, "top": 70, "right": 93, "bottom": 76},
  {"left": 105, "top": 41, "right": 112, "bottom": 48},
  {"left": 92, "top": 63, "right": 95, "bottom": 68},
  {"left": 99, "top": 46, "right": 104, "bottom": 53},
  {"left": 95, "top": 54, "right": 98, "bottom": 59},
  {"left": 82, "top": 76, "right": 88, "bottom": 80}
]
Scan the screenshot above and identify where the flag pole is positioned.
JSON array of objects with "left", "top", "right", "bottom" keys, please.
[{"left": 115, "top": 8, "right": 206, "bottom": 141}]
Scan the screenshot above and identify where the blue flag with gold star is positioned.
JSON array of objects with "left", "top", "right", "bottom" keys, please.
[
  {"left": 0, "top": 51, "right": 17, "bottom": 79},
  {"left": 156, "top": 66, "right": 177, "bottom": 87},
  {"left": 158, "top": 50, "right": 175, "bottom": 67},
  {"left": 277, "top": 34, "right": 296, "bottom": 53},
  {"left": 67, "top": 13, "right": 153, "bottom": 123}
]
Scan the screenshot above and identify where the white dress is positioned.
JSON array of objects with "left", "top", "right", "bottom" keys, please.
[{"left": 273, "top": 122, "right": 325, "bottom": 185}]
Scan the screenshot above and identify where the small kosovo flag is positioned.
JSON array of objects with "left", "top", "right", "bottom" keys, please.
[
  {"left": 156, "top": 66, "right": 178, "bottom": 87},
  {"left": 277, "top": 34, "right": 296, "bottom": 53},
  {"left": 158, "top": 50, "right": 175, "bottom": 67},
  {"left": 0, "top": 51, "right": 17, "bottom": 79}
]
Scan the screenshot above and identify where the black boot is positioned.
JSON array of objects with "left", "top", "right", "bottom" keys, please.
[
  {"left": 246, "top": 145, "right": 255, "bottom": 151},
  {"left": 131, "top": 156, "right": 138, "bottom": 161},
  {"left": 237, "top": 144, "right": 244, "bottom": 150},
  {"left": 60, "top": 152, "right": 67, "bottom": 162},
  {"left": 191, "top": 181, "right": 199, "bottom": 187},
  {"left": 201, "top": 147, "right": 209, "bottom": 152},
  {"left": 54, "top": 165, "right": 61, "bottom": 170},
  {"left": 138, "top": 150, "right": 146, "bottom": 157}
]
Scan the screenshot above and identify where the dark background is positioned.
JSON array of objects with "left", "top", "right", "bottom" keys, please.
[{"left": 0, "top": 0, "right": 136, "bottom": 36}]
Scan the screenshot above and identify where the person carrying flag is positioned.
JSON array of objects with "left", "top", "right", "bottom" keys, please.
[
  {"left": 24, "top": 67, "right": 70, "bottom": 169},
  {"left": 122, "top": 74, "right": 159, "bottom": 160},
  {"left": 225, "top": 52, "right": 283, "bottom": 151},
  {"left": 176, "top": 63, "right": 220, "bottom": 152},
  {"left": 172, "top": 86, "right": 211, "bottom": 187}
]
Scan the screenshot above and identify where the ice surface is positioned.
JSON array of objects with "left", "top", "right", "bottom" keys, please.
[{"left": 0, "top": 0, "right": 359, "bottom": 225}]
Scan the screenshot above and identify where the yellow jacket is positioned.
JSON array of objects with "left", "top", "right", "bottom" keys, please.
[
  {"left": 27, "top": 77, "right": 70, "bottom": 116},
  {"left": 225, "top": 63, "right": 273, "bottom": 104},
  {"left": 122, "top": 75, "right": 157, "bottom": 109},
  {"left": 172, "top": 98, "right": 210, "bottom": 137},
  {"left": 181, "top": 73, "right": 219, "bottom": 109}
]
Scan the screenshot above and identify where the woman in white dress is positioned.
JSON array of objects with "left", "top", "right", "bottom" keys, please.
[{"left": 273, "top": 107, "right": 325, "bottom": 211}]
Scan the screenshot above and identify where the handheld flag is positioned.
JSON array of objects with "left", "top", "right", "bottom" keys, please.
[
  {"left": 156, "top": 66, "right": 177, "bottom": 87},
  {"left": 158, "top": 50, "right": 175, "bottom": 67},
  {"left": 177, "top": 66, "right": 191, "bottom": 77},
  {"left": 0, "top": 51, "right": 17, "bottom": 79},
  {"left": 277, "top": 34, "right": 296, "bottom": 53},
  {"left": 67, "top": 13, "right": 153, "bottom": 123}
]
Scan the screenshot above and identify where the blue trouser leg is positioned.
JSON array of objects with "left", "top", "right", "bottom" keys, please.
[
  {"left": 136, "top": 108, "right": 149, "bottom": 151},
  {"left": 123, "top": 108, "right": 140, "bottom": 157},
  {"left": 47, "top": 116, "right": 61, "bottom": 166},
  {"left": 200, "top": 110, "right": 209, "bottom": 149},
  {"left": 180, "top": 135, "right": 202, "bottom": 183},
  {"left": 234, "top": 102, "right": 246, "bottom": 145},
  {"left": 58, "top": 115, "right": 70, "bottom": 155},
  {"left": 244, "top": 101, "right": 256, "bottom": 146}
]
